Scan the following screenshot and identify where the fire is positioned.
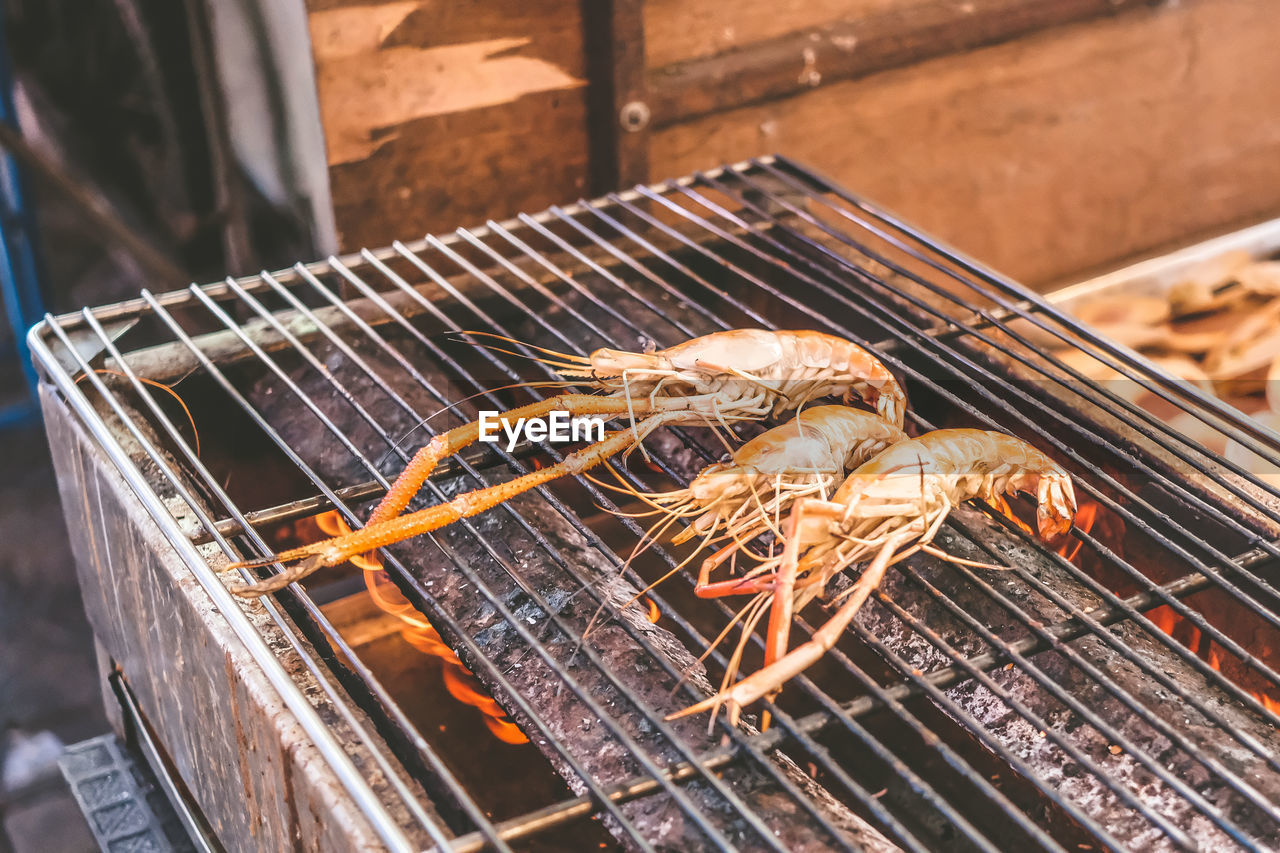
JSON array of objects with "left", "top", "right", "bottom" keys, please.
[
  {"left": 988, "top": 495, "right": 1034, "bottom": 537},
  {"left": 643, "top": 595, "right": 661, "bottom": 624},
  {"left": 1144, "top": 602, "right": 1280, "bottom": 713},
  {"left": 989, "top": 494, "right": 1101, "bottom": 567},
  {"left": 1044, "top": 501, "right": 1280, "bottom": 713},
  {"left": 1057, "top": 501, "right": 1099, "bottom": 563},
  {"left": 314, "top": 511, "right": 529, "bottom": 744}
]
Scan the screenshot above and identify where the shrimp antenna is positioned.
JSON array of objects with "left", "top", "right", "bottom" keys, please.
[
  {"left": 625, "top": 511, "right": 686, "bottom": 564},
  {"left": 453, "top": 335, "right": 591, "bottom": 374},
  {"left": 585, "top": 463, "right": 682, "bottom": 513},
  {"left": 77, "top": 369, "right": 203, "bottom": 458},
  {"left": 670, "top": 590, "right": 767, "bottom": 698},
  {"left": 453, "top": 330, "right": 591, "bottom": 363}
]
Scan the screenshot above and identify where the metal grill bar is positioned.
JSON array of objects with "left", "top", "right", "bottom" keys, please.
[
  {"left": 555, "top": 186, "right": 1276, "bottom": 844},
  {"left": 633, "top": 172, "right": 1280, "bottom": 702},
  {"left": 643, "top": 174, "right": 1280, "bottom": 736},
  {"left": 31, "top": 157, "right": 1280, "bottom": 852}
]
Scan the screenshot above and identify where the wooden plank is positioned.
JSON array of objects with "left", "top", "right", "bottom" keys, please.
[
  {"left": 647, "top": 0, "right": 1149, "bottom": 128},
  {"left": 583, "top": 0, "right": 650, "bottom": 191},
  {"left": 645, "top": 0, "right": 900, "bottom": 69},
  {"left": 304, "top": 0, "right": 590, "bottom": 250},
  {"left": 651, "top": 0, "right": 1280, "bottom": 287}
]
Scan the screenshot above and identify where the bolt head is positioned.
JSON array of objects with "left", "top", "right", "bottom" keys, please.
[{"left": 619, "top": 101, "right": 651, "bottom": 132}]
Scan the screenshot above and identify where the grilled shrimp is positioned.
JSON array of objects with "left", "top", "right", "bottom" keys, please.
[
  {"left": 675, "top": 429, "right": 1076, "bottom": 724},
  {"left": 228, "top": 329, "right": 907, "bottom": 598},
  {"left": 564, "top": 329, "right": 907, "bottom": 424},
  {"left": 631, "top": 406, "right": 907, "bottom": 558}
]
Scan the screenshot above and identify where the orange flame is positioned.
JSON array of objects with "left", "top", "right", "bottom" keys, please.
[
  {"left": 1057, "top": 501, "right": 1099, "bottom": 563},
  {"left": 643, "top": 595, "right": 661, "bottom": 624},
  {"left": 996, "top": 495, "right": 1280, "bottom": 714},
  {"left": 989, "top": 495, "right": 1099, "bottom": 567},
  {"left": 315, "top": 511, "right": 529, "bottom": 744},
  {"left": 1145, "top": 602, "right": 1279, "bottom": 714},
  {"left": 988, "top": 495, "right": 1035, "bottom": 538}
]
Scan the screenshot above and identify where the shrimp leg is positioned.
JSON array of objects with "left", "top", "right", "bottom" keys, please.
[
  {"left": 369, "top": 394, "right": 716, "bottom": 530},
  {"left": 671, "top": 523, "right": 918, "bottom": 726},
  {"left": 228, "top": 413, "right": 688, "bottom": 597}
]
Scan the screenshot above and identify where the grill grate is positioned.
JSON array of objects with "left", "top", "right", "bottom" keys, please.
[{"left": 31, "top": 156, "right": 1280, "bottom": 852}]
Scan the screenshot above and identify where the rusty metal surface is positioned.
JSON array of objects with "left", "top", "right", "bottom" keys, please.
[{"left": 39, "top": 385, "right": 426, "bottom": 852}]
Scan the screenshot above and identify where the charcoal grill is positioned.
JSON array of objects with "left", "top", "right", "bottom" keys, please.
[{"left": 28, "top": 155, "right": 1280, "bottom": 852}]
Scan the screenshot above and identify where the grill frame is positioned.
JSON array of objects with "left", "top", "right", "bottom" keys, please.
[{"left": 30, "top": 155, "right": 1280, "bottom": 852}]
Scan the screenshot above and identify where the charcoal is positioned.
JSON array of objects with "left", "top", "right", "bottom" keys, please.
[{"left": 246, "top": 297, "right": 896, "bottom": 852}]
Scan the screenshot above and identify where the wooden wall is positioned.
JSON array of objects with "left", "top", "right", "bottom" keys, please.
[
  {"left": 305, "top": 0, "right": 590, "bottom": 251},
  {"left": 648, "top": 0, "right": 1280, "bottom": 286},
  {"left": 303, "top": 0, "right": 1280, "bottom": 289}
]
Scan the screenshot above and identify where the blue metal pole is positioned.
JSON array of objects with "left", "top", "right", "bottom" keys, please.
[{"left": 0, "top": 3, "right": 47, "bottom": 426}]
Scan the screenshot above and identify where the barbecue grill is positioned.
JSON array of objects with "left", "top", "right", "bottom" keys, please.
[{"left": 28, "top": 155, "right": 1280, "bottom": 851}]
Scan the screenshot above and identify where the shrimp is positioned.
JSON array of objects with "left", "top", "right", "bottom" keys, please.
[
  {"left": 672, "top": 429, "right": 1077, "bottom": 724},
  {"left": 367, "top": 329, "right": 906, "bottom": 532},
  {"left": 586, "top": 406, "right": 906, "bottom": 633},
  {"left": 615, "top": 406, "right": 907, "bottom": 577},
  {"left": 227, "top": 330, "right": 906, "bottom": 598}
]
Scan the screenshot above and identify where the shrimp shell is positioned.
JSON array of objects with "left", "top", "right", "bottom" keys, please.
[
  {"left": 579, "top": 329, "right": 907, "bottom": 426},
  {"left": 679, "top": 405, "right": 908, "bottom": 542},
  {"left": 829, "top": 428, "right": 1077, "bottom": 540}
]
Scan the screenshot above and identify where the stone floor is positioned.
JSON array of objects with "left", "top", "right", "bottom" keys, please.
[{"left": 0, "top": 422, "right": 104, "bottom": 852}]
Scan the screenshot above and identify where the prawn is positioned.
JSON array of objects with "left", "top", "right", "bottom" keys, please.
[
  {"left": 227, "top": 330, "right": 906, "bottom": 597},
  {"left": 672, "top": 429, "right": 1077, "bottom": 724},
  {"left": 608, "top": 406, "right": 907, "bottom": 584}
]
